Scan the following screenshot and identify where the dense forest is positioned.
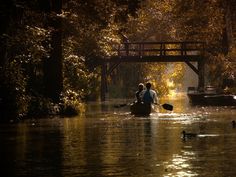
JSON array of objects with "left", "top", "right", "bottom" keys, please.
[{"left": 0, "top": 0, "right": 235, "bottom": 121}]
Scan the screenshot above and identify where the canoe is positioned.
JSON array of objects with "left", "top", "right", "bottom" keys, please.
[
  {"left": 203, "top": 94, "right": 236, "bottom": 106},
  {"left": 187, "top": 86, "right": 236, "bottom": 106},
  {"left": 188, "top": 92, "right": 236, "bottom": 106},
  {"left": 130, "top": 102, "right": 152, "bottom": 116}
]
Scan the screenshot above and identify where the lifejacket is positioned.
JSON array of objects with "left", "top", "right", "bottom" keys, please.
[{"left": 143, "top": 90, "right": 153, "bottom": 104}]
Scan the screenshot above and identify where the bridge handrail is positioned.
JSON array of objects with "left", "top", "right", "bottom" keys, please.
[
  {"left": 113, "top": 41, "right": 205, "bottom": 57},
  {"left": 119, "top": 41, "right": 205, "bottom": 44}
]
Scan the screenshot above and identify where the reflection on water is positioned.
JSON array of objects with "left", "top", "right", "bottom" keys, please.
[{"left": 1, "top": 96, "right": 236, "bottom": 177}]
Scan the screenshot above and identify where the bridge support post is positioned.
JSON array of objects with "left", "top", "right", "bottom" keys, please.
[
  {"left": 198, "top": 59, "right": 205, "bottom": 90},
  {"left": 101, "top": 63, "right": 107, "bottom": 101}
]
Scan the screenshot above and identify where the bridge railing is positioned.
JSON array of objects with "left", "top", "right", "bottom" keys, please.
[{"left": 114, "top": 41, "right": 205, "bottom": 57}]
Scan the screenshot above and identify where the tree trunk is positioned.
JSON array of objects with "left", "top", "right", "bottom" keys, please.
[
  {"left": 0, "top": 1, "right": 14, "bottom": 66},
  {"left": 223, "top": 0, "right": 233, "bottom": 54},
  {"left": 43, "top": 0, "right": 63, "bottom": 102},
  {"left": 223, "top": 0, "right": 236, "bottom": 53}
]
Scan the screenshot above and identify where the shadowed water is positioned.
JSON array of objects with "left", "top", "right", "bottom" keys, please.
[{"left": 1, "top": 96, "right": 236, "bottom": 177}]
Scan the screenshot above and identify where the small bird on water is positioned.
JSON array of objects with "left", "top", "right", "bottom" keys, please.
[
  {"left": 232, "top": 120, "right": 236, "bottom": 128},
  {"left": 182, "top": 130, "right": 197, "bottom": 139}
]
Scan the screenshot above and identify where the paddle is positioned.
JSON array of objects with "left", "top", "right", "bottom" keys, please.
[
  {"left": 113, "top": 103, "right": 130, "bottom": 108},
  {"left": 155, "top": 103, "right": 173, "bottom": 111},
  {"left": 114, "top": 102, "right": 173, "bottom": 111}
]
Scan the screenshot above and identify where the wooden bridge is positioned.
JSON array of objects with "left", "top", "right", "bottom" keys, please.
[{"left": 101, "top": 41, "right": 206, "bottom": 101}]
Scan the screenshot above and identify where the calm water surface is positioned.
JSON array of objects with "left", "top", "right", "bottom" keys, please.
[{"left": 1, "top": 97, "right": 236, "bottom": 177}]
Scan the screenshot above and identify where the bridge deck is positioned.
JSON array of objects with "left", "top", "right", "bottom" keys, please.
[{"left": 109, "top": 55, "right": 202, "bottom": 62}]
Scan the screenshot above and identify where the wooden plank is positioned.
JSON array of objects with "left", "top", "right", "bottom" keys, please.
[
  {"left": 185, "top": 61, "right": 199, "bottom": 75},
  {"left": 107, "top": 62, "right": 121, "bottom": 75}
]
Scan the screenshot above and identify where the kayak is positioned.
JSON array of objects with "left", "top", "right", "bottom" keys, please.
[{"left": 130, "top": 102, "right": 152, "bottom": 116}]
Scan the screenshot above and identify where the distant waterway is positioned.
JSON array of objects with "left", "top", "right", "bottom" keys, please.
[{"left": 1, "top": 96, "right": 236, "bottom": 177}]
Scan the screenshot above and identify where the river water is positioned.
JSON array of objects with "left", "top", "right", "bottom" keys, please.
[{"left": 1, "top": 96, "right": 236, "bottom": 177}]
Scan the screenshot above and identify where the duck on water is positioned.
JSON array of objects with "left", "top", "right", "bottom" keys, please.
[{"left": 182, "top": 130, "right": 198, "bottom": 139}]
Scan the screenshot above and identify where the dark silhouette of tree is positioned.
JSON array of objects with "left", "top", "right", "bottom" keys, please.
[{"left": 42, "top": 0, "right": 63, "bottom": 102}]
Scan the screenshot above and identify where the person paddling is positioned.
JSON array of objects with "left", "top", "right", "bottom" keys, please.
[
  {"left": 135, "top": 83, "right": 144, "bottom": 103},
  {"left": 141, "top": 82, "right": 158, "bottom": 105}
]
